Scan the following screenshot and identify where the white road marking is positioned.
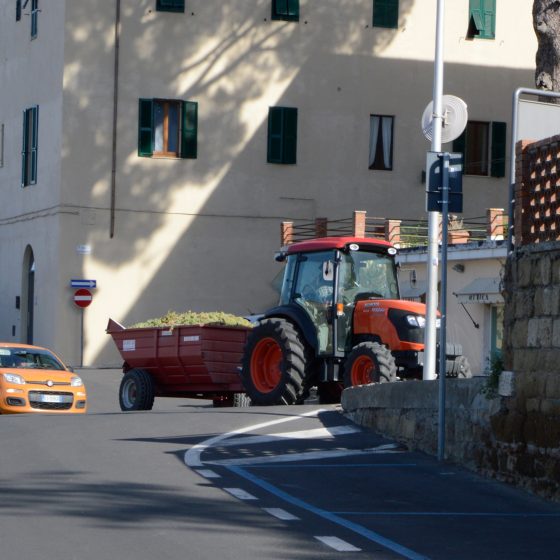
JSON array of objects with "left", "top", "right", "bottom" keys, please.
[
  {"left": 207, "top": 443, "right": 404, "bottom": 467},
  {"left": 184, "top": 409, "right": 326, "bottom": 468},
  {"left": 262, "top": 507, "right": 300, "bottom": 521},
  {"left": 315, "top": 536, "right": 361, "bottom": 552},
  {"left": 194, "top": 469, "right": 220, "bottom": 479},
  {"left": 223, "top": 487, "right": 258, "bottom": 500},
  {"left": 216, "top": 425, "right": 361, "bottom": 447}
]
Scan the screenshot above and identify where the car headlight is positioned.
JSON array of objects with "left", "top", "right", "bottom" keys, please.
[
  {"left": 70, "top": 376, "right": 83, "bottom": 387},
  {"left": 405, "top": 315, "right": 426, "bottom": 328},
  {"left": 3, "top": 373, "right": 26, "bottom": 385}
]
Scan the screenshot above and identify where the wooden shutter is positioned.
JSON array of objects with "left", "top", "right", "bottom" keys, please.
[
  {"left": 181, "top": 101, "right": 198, "bottom": 159},
  {"left": 282, "top": 108, "right": 298, "bottom": 164},
  {"left": 138, "top": 99, "right": 154, "bottom": 157},
  {"left": 482, "top": 0, "right": 496, "bottom": 39},
  {"left": 373, "top": 0, "right": 399, "bottom": 29},
  {"left": 490, "top": 121, "right": 506, "bottom": 178},
  {"left": 267, "top": 108, "right": 283, "bottom": 163},
  {"left": 272, "top": 0, "right": 299, "bottom": 21},
  {"left": 30, "top": 106, "right": 38, "bottom": 184},
  {"left": 469, "top": 0, "right": 495, "bottom": 39},
  {"left": 21, "top": 109, "right": 29, "bottom": 187},
  {"left": 156, "top": 0, "right": 185, "bottom": 13}
]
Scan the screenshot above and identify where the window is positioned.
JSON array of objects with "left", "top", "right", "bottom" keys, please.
[
  {"left": 373, "top": 0, "right": 399, "bottom": 29},
  {"left": 156, "top": 0, "right": 185, "bottom": 13},
  {"left": 271, "top": 0, "right": 299, "bottom": 21},
  {"left": 31, "top": 0, "right": 38, "bottom": 38},
  {"left": 267, "top": 107, "right": 298, "bottom": 164},
  {"left": 467, "top": 0, "right": 495, "bottom": 40},
  {"left": 22, "top": 106, "right": 38, "bottom": 187},
  {"left": 369, "top": 115, "right": 393, "bottom": 171},
  {"left": 138, "top": 99, "right": 198, "bottom": 159},
  {"left": 16, "top": 0, "right": 21, "bottom": 21},
  {"left": 452, "top": 121, "right": 506, "bottom": 177}
]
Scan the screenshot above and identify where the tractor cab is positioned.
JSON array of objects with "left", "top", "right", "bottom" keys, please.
[{"left": 277, "top": 237, "right": 399, "bottom": 358}]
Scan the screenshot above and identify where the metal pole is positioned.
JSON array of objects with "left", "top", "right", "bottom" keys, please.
[
  {"left": 424, "top": 0, "right": 445, "bottom": 381},
  {"left": 80, "top": 308, "right": 84, "bottom": 368},
  {"left": 438, "top": 154, "right": 450, "bottom": 461}
]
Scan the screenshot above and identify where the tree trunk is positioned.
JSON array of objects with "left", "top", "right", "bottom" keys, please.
[{"left": 534, "top": 1, "right": 560, "bottom": 99}]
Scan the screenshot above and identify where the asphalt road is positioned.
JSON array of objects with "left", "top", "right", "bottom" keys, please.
[{"left": 1, "top": 368, "right": 559, "bottom": 560}]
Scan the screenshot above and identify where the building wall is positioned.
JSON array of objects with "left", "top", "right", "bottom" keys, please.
[
  {"left": 398, "top": 243, "right": 506, "bottom": 374},
  {"left": 0, "top": 1, "right": 538, "bottom": 365}
]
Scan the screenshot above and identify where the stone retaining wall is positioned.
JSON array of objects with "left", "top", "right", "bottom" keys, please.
[{"left": 342, "top": 242, "right": 560, "bottom": 502}]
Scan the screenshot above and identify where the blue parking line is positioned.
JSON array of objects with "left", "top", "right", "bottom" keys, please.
[
  {"left": 228, "top": 465, "right": 430, "bottom": 560},
  {"left": 334, "top": 511, "right": 560, "bottom": 517},
  {"left": 246, "top": 463, "right": 418, "bottom": 468}
]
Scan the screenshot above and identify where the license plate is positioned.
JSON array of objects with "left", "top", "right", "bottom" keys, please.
[{"left": 40, "top": 394, "right": 63, "bottom": 403}]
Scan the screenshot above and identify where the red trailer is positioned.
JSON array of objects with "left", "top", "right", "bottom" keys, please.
[{"left": 106, "top": 319, "right": 250, "bottom": 410}]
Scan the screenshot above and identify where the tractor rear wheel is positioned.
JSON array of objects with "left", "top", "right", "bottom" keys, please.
[
  {"left": 344, "top": 342, "right": 397, "bottom": 387},
  {"left": 119, "top": 368, "right": 155, "bottom": 411},
  {"left": 241, "top": 318, "right": 306, "bottom": 405}
]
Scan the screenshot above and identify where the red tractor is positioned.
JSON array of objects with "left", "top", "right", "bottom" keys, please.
[{"left": 240, "top": 236, "right": 470, "bottom": 405}]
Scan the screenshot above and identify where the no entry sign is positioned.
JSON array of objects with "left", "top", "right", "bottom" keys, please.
[{"left": 73, "top": 288, "right": 93, "bottom": 308}]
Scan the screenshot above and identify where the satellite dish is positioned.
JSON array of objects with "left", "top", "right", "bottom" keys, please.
[{"left": 421, "top": 95, "right": 468, "bottom": 143}]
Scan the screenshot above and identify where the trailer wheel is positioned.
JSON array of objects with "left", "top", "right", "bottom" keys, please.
[
  {"left": 119, "top": 368, "right": 155, "bottom": 411},
  {"left": 241, "top": 318, "right": 306, "bottom": 405},
  {"left": 344, "top": 342, "right": 397, "bottom": 387}
]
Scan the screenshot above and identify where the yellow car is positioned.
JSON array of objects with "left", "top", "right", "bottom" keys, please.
[{"left": 0, "top": 343, "right": 87, "bottom": 414}]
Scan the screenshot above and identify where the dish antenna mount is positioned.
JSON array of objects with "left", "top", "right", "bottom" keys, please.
[{"left": 421, "top": 95, "right": 468, "bottom": 144}]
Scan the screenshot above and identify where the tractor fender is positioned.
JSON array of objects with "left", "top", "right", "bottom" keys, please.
[{"left": 262, "top": 305, "right": 319, "bottom": 354}]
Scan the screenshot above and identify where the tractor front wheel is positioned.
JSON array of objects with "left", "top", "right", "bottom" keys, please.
[
  {"left": 240, "top": 319, "right": 307, "bottom": 405},
  {"left": 344, "top": 342, "right": 397, "bottom": 387}
]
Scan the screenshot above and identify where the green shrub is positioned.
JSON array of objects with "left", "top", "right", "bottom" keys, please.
[
  {"left": 130, "top": 310, "right": 252, "bottom": 329},
  {"left": 481, "top": 352, "right": 504, "bottom": 399}
]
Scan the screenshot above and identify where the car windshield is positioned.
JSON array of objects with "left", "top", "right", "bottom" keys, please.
[{"left": 0, "top": 348, "right": 65, "bottom": 370}]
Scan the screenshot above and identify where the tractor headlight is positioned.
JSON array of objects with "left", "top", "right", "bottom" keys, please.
[{"left": 405, "top": 315, "right": 426, "bottom": 328}]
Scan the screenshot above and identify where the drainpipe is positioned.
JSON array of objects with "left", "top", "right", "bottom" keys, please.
[{"left": 110, "top": 0, "right": 121, "bottom": 238}]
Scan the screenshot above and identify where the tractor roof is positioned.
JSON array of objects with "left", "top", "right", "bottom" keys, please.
[{"left": 285, "top": 236, "right": 394, "bottom": 255}]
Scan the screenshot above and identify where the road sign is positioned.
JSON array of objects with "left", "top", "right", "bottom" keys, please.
[
  {"left": 426, "top": 152, "right": 463, "bottom": 213},
  {"left": 73, "top": 288, "right": 93, "bottom": 308},
  {"left": 70, "top": 279, "right": 97, "bottom": 289}
]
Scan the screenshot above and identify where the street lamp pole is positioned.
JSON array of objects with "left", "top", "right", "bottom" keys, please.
[{"left": 424, "top": 0, "right": 445, "bottom": 383}]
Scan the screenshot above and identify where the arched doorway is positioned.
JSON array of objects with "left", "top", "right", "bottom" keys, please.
[{"left": 21, "top": 246, "right": 35, "bottom": 344}]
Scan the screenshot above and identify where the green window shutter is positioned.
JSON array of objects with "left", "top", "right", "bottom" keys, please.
[
  {"left": 30, "top": 106, "right": 38, "bottom": 184},
  {"left": 21, "top": 109, "right": 29, "bottom": 187},
  {"left": 469, "top": 0, "right": 495, "bottom": 39},
  {"left": 16, "top": 0, "right": 21, "bottom": 21},
  {"left": 156, "top": 0, "right": 185, "bottom": 13},
  {"left": 373, "top": 0, "right": 399, "bottom": 29},
  {"left": 138, "top": 99, "right": 154, "bottom": 157},
  {"left": 267, "top": 107, "right": 283, "bottom": 163},
  {"left": 490, "top": 121, "right": 506, "bottom": 178},
  {"left": 271, "top": 0, "right": 299, "bottom": 21},
  {"left": 282, "top": 107, "right": 297, "bottom": 164},
  {"left": 482, "top": 0, "right": 496, "bottom": 39},
  {"left": 181, "top": 101, "right": 198, "bottom": 159},
  {"left": 452, "top": 130, "right": 466, "bottom": 175},
  {"left": 267, "top": 107, "right": 297, "bottom": 164}
]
